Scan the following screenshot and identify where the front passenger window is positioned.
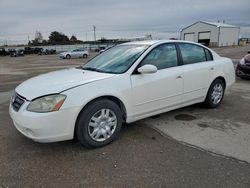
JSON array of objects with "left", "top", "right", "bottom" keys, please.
[{"left": 140, "top": 44, "right": 178, "bottom": 70}]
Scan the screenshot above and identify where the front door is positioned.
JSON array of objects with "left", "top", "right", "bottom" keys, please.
[{"left": 130, "top": 43, "right": 183, "bottom": 119}]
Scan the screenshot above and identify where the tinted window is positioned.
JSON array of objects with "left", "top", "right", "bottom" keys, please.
[
  {"left": 204, "top": 48, "right": 213, "bottom": 61},
  {"left": 140, "top": 43, "right": 178, "bottom": 70},
  {"left": 179, "top": 43, "right": 206, "bottom": 64}
]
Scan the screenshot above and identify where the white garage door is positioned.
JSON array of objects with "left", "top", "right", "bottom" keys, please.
[
  {"left": 184, "top": 33, "right": 195, "bottom": 42},
  {"left": 199, "top": 32, "right": 210, "bottom": 40}
]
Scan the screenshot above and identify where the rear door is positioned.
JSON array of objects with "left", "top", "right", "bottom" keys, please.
[
  {"left": 177, "top": 43, "right": 215, "bottom": 104},
  {"left": 130, "top": 43, "right": 183, "bottom": 117}
]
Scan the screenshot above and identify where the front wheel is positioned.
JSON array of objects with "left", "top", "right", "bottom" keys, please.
[
  {"left": 83, "top": 54, "right": 88, "bottom": 58},
  {"left": 204, "top": 79, "right": 225, "bottom": 108},
  {"left": 76, "top": 99, "right": 123, "bottom": 148}
]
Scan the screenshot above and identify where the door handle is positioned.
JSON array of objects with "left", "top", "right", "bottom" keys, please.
[{"left": 176, "top": 75, "right": 183, "bottom": 79}]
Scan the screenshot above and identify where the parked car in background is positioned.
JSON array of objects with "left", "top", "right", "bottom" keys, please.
[
  {"left": 9, "top": 40, "right": 235, "bottom": 148},
  {"left": 37, "top": 49, "right": 56, "bottom": 55},
  {"left": 236, "top": 54, "right": 250, "bottom": 79},
  {"left": 99, "top": 47, "right": 106, "bottom": 53},
  {"left": 8, "top": 49, "right": 17, "bottom": 57},
  {"left": 9, "top": 49, "right": 24, "bottom": 57},
  {"left": 34, "top": 48, "right": 43, "bottom": 54},
  {"left": 24, "top": 47, "right": 34, "bottom": 54},
  {"left": 99, "top": 46, "right": 113, "bottom": 53},
  {"left": 45, "top": 49, "right": 56, "bottom": 55},
  {"left": 17, "top": 49, "right": 24, "bottom": 56},
  {"left": 0, "top": 48, "right": 9, "bottom": 56},
  {"left": 59, "top": 48, "right": 89, "bottom": 59}
]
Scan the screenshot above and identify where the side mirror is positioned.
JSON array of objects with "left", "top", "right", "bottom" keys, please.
[{"left": 137, "top": 64, "right": 158, "bottom": 74}]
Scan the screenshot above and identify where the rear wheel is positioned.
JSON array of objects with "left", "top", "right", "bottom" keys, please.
[
  {"left": 83, "top": 54, "right": 88, "bottom": 58},
  {"left": 76, "top": 99, "right": 122, "bottom": 148},
  {"left": 204, "top": 79, "right": 225, "bottom": 108}
]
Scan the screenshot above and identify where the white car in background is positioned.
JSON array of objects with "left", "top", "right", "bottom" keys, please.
[
  {"left": 9, "top": 40, "right": 235, "bottom": 148},
  {"left": 59, "top": 48, "right": 89, "bottom": 59}
]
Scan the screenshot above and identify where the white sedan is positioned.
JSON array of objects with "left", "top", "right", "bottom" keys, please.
[
  {"left": 9, "top": 40, "right": 235, "bottom": 148},
  {"left": 59, "top": 48, "right": 89, "bottom": 59}
]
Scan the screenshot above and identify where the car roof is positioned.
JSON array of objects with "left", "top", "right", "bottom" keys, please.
[
  {"left": 119, "top": 40, "right": 219, "bottom": 58},
  {"left": 120, "top": 40, "right": 161, "bottom": 46},
  {"left": 119, "top": 40, "right": 204, "bottom": 46}
]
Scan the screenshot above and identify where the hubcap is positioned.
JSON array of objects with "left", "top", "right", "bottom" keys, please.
[
  {"left": 88, "top": 109, "right": 117, "bottom": 142},
  {"left": 211, "top": 83, "right": 223, "bottom": 105}
]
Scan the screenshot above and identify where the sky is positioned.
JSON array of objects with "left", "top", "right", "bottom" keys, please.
[{"left": 0, "top": 0, "right": 249, "bottom": 45}]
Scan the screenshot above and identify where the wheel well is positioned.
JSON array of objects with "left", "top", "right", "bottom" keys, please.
[
  {"left": 74, "top": 96, "right": 127, "bottom": 139},
  {"left": 214, "top": 76, "right": 226, "bottom": 88}
]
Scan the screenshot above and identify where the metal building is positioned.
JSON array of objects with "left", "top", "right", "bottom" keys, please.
[{"left": 180, "top": 21, "right": 240, "bottom": 47}]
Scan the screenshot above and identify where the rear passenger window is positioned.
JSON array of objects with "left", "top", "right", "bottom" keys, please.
[
  {"left": 179, "top": 43, "right": 206, "bottom": 64},
  {"left": 140, "top": 43, "right": 178, "bottom": 70},
  {"left": 204, "top": 49, "right": 213, "bottom": 61}
]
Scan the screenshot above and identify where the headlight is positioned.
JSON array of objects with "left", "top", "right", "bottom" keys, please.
[
  {"left": 27, "top": 94, "right": 66, "bottom": 113},
  {"left": 239, "top": 58, "right": 245, "bottom": 65}
]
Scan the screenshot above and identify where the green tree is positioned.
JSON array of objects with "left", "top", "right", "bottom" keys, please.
[
  {"left": 48, "top": 31, "right": 69, "bottom": 44},
  {"left": 70, "top": 35, "right": 77, "bottom": 41},
  {"left": 35, "top": 31, "right": 43, "bottom": 43}
]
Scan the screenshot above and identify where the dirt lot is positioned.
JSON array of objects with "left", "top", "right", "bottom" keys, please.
[
  {"left": 211, "top": 44, "right": 250, "bottom": 60},
  {"left": 0, "top": 46, "right": 250, "bottom": 187}
]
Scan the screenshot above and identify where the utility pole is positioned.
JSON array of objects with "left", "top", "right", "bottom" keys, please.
[
  {"left": 4, "top": 38, "right": 7, "bottom": 46},
  {"left": 93, "top": 25, "right": 96, "bottom": 42},
  {"left": 27, "top": 34, "right": 30, "bottom": 45}
]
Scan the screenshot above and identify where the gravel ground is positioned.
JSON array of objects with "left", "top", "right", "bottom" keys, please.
[{"left": 211, "top": 44, "right": 250, "bottom": 59}]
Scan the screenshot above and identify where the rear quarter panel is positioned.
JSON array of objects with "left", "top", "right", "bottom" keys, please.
[{"left": 213, "top": 57, "right": 235, "bottom": 90}]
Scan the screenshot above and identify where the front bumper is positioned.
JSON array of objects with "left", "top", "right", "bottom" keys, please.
[
  {"left": 9, "top": 100, "right": 80, "bottom": 143},
  {"left": 59, "top": 55, "right": 65, "bottom": 59},
  {"left": 236, "top": 64, "right": 250, "bottom": 78}
]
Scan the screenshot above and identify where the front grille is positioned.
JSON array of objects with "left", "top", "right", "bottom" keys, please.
[{"left": 12, "top": 93, "right": 25, "bottom": 112}]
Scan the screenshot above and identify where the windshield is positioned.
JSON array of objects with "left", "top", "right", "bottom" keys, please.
[{"left": 81, "top": 45, "right": 148, "bottom": 74}]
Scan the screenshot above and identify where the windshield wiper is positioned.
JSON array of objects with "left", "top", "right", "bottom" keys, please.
[
  {"left": 81, "top": 67, "right": 104, "bottom": 73},
  {"left": 80, "top": 66, "right": 117, "bottom": 74}
]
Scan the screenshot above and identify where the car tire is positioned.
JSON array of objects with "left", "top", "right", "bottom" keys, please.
[
  {"left": 76, "top": 99, "right": 123, "bottom": 148},
  {"left": 204, "top": 79, "right": 225, "bottom": 108},
  {"left": 83, "top": 54, "right": 88, "bottom": 58},
  {"left": 66, "top": 54, "right": 71, "bottom": 59}
]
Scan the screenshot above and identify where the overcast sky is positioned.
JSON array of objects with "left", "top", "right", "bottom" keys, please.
[{"left": 0, "top": 0, "right": 249, "bottom": 44}]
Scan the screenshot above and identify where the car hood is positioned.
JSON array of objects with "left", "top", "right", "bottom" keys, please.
[{"left": 16, "top": 68, "right": 115, "bottom": 100}]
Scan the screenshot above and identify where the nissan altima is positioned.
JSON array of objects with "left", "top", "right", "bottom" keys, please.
[{"left": 9, "top": 40, "right": 235, "bottom": 148}]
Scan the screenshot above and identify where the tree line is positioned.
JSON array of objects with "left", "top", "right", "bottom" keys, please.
[
  {"left": 29, "top": 31, "right": 130, "bottom": 46},
  {"left": 29, "top": 31, "right": 83, "bottom": 46}
]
